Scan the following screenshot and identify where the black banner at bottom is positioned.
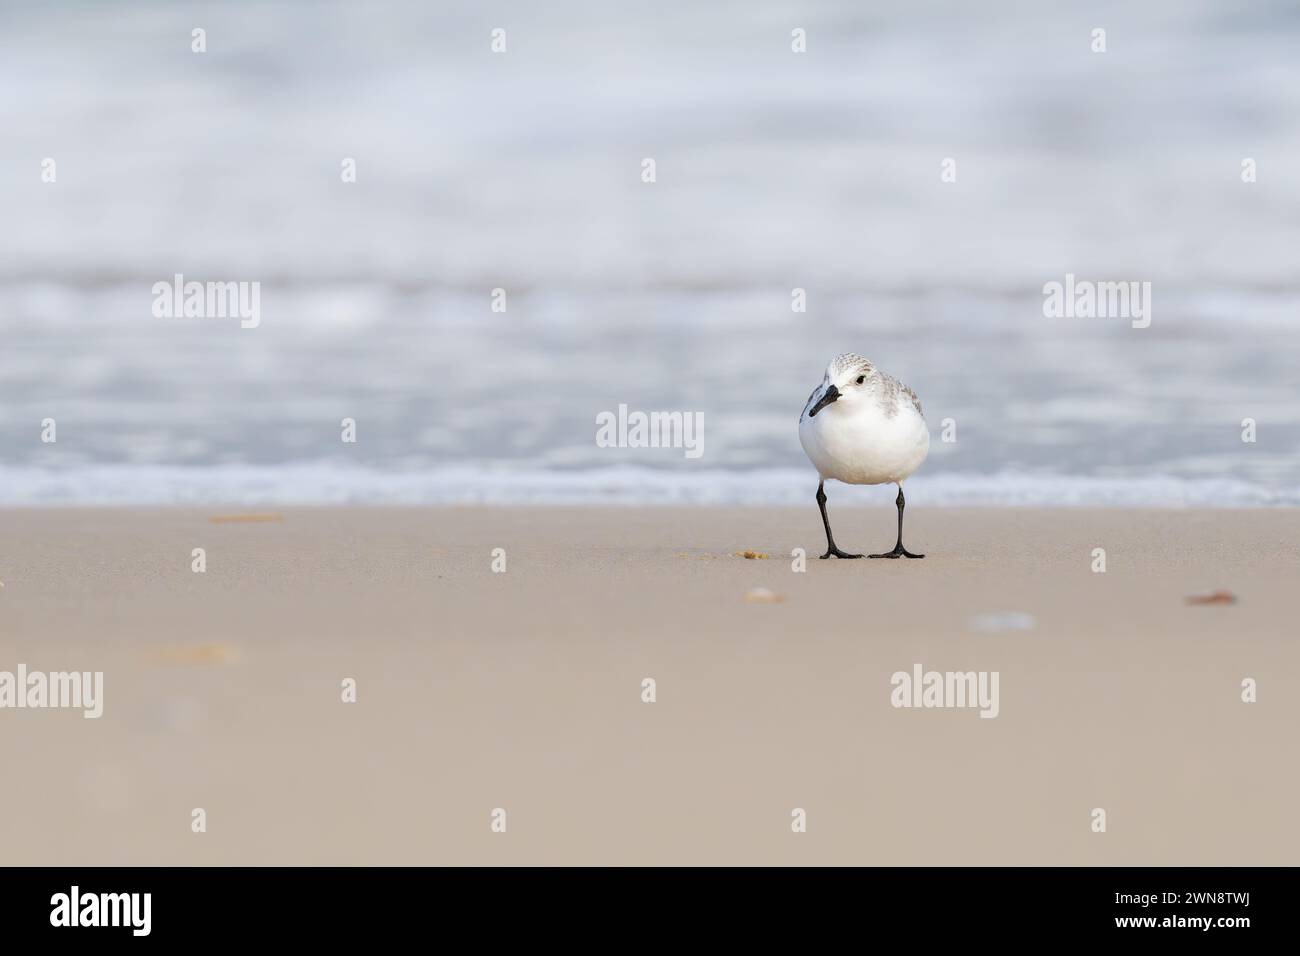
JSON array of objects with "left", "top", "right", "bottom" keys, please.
[{"left": 0, "top": 866, "right": 1278, "bottom": 942}]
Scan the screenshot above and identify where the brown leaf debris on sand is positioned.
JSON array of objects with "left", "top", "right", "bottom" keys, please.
[
  {"left": 745, "top": 587, "right": 784, "bottom": 603},
  {"left": 149, "top": 643, "right": 239, "bottom": 664},
  {"left": 1185, "top": 590, "right": 1237, "bottom": 606},
  {"left": 209, "top": 514, "right": 283, "bottom": 524},
  {"left": 733, "top": 550, "right": 770, "bottom": 560}
]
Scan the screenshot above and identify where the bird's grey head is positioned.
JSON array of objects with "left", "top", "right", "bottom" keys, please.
[{"left": 806, "top": 353, "right": 876, "bottom": 418}]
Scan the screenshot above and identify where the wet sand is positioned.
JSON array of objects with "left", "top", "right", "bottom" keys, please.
[{"left": 0, "top": 507, "right": 1296, "bottom": 865}]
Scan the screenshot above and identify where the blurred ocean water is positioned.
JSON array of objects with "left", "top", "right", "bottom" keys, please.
[{"left": 2, "top": 0, "right": 1299, "bottom": 505}]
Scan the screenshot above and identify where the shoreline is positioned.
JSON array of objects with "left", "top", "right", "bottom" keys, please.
[{"left": 0, "top": 465, "right": 1295, "bottom": 508}]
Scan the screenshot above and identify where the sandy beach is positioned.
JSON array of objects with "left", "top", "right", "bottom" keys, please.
[{"left": 1, "top": 506, "right": 1296, "bottom": 865}]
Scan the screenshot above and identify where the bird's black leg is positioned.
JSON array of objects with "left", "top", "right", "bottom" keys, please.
[
  {"left": 870, "top": 485, "right": 924, "bottom": 558},
  {"left": 817, "top": 480, "right": 862, "bottom": 559}
]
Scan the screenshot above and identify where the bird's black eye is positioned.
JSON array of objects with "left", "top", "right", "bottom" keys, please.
[{"left": 856, "top": 375, "right": 865, "bottom": 385}]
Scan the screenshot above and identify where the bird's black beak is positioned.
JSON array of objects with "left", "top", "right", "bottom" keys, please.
[{"left": 808, "top": 385, "right": 839, "bottom": 417}]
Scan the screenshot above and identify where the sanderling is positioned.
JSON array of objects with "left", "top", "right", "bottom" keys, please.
[{"left": 798, "top": 353, "right": 930, "bottom": 559}]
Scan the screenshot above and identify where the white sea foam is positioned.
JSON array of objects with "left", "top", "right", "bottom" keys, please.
[
  {"left": 3, "top": 1, "right": 1298, "bottom": 503},
  {"left": 0, "top": 465, "right": 1291, "bottom": 508}
]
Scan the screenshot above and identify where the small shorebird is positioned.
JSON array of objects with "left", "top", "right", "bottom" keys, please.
[{"left": 798, "top": 353, "right": 930, "bottom": 559}]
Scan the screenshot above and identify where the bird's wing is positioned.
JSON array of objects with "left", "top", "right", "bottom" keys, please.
[
  {"left": 878, "top": 372, "right": 924, "bottom": 418},
  {"left": 902, "top": 384, "right": 924, "bottom": 417}
]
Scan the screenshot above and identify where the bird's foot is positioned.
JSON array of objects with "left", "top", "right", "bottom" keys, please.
[
  {"left": 820, "top": 547, "right": 864, "bottom": 559},
  {"left": 869, "top": 545, "right": 925, "bottom": 559}
]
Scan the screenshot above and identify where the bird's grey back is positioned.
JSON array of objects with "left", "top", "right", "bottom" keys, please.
[{"left": 876, "top": 371, "right": 924, "bottom": 419}]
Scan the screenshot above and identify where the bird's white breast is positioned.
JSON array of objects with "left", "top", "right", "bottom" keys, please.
[{"left": 799, "top": 392, "right": 930, "bottom": 485}]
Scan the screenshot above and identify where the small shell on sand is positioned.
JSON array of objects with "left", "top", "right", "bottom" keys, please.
[
  {"left": 745, "top": 587, "right": 784, "bottom": 603},
  {"left": 968, "top": 611, "right": 1036, "bottom": 633},
  {"left": 151, "top": 643, "right": 239, "bottom": 664},
  {"left": 1185, "top": 590, "right": 1237, "bottom": 606},
  {"left": 733, "top": 551, "right": 770, "bottom": 560}
]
